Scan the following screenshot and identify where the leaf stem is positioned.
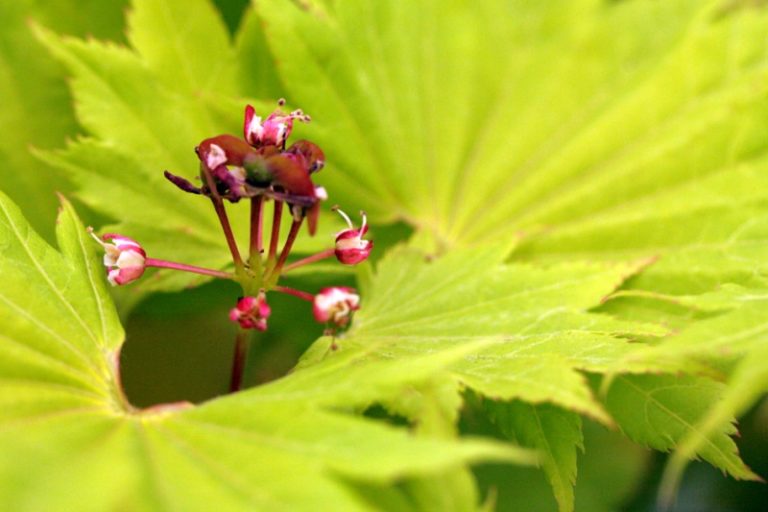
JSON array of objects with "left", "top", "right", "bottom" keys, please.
[
  {"left": 229, "top": 329, "right": 250, "bottom": 393},
  {"left": 273, "top": 285, "right": 314, "bottom": 302},
  {"left": 281, "top": 248, "right": 335, "bottom": 273},
  {"left": 144, "top": 258, "right": 235, "bottom": 280}
]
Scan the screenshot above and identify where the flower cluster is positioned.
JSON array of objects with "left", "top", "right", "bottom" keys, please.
[
  {"left": 163, "top": 100, "right": 325, "bottom": 234},
  {"left": 91, "top": 101, "right": 372, "bottom": 335}
]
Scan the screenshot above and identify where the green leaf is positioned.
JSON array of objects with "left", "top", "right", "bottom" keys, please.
[
  {"left": 385, "top": 377, "right": 481, "bottom": 512},
  {"left": 128, "top": 0, "right": 237, "bottom": 97},
  {"left": 516, "top": 161, "right": 768, "bottom": 296},
  {"left": 0, "top": 192, "right": 124, "bottom": 414},
  {"left": 235, "top": 5, "right": 284, "bottom": 98},
  {"left": 313, "top": 245, "right": 665, "bottom": 425},
  {"left": 603, "top": 374, "right": 759, "bottom": 482},
  {"left": 23, "top": 1, "right": 128, "bottom": 41},
  {"left": 251, "top": 0, "right": 768, "bottom": 395},
  {"left": 0, "top": 191, "right": 533, "bottom": 511},
  {"left": 251, "top": 0, "right": 768, "bottom": 252},
  {"left": 475, "top": 419, "right": 649, "bottom": 512},
  {"left": 0, "top": 0, "right": 125, "bottom": 241},
  {"left": 659, "top": 343, "right": 768, "bottom": 505},
  {"left": 487, "top": 401, "right": 583, "bottom": 512},
  {"left": 627, "top": 295, "right": 768, "bottom": 367},
  {"left": 611, "top": 299, "right": 768, "bottom": 503}
]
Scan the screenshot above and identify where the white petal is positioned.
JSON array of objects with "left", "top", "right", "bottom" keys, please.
[
  {"left": 206, "top": 144, "right": 228, "bottom": 169},
  {"left": 116, "top": 250, "right": 145, "bottom": 269}
]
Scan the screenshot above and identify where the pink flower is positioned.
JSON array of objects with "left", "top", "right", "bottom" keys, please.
[
  {"left": 313, "top": 287, "right": 360, "bottom": 327},
  {"left": 229, "top": 294, "right": 271, "bottom": 331},
  {"left": 88, "top": 229, "right": 146, "bottom": 286},
  {"left": 334, "top": 209, "right": 373, "bottom": 265},
  {"left": 244, "top": 101, "right": 311, "bottom": 148}
]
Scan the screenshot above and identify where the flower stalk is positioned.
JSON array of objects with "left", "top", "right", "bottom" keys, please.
[
  {"left": 282, "top": 248, "right": 335, "bottom": 273},
  {"left": 200, "top": 162, "right": 244, "bottom": 269},
  {"left": 144, "top": 258, "right": 235, "bottom": 280},
  {"left": 249, "top": 196, "right": 264, "bottom": 261},
  {"left": 269, "top": 218, "right": 303, "bottom": 284},
  {"left": 267, "top": 200, "right": 283, "bottom": 266},
  {"left": 274, "top": 285, "right": 314, "bottom": 302}
]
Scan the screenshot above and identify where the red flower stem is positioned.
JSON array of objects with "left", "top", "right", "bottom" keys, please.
[
  {"left": 270, "top": 218, "right": 303, "bottom": 281},
  {"left": 229, "top": 329, "right": 250, "bottom": 393},
  {"left": 213, "top": 200, "right": 244, "bottom": 268},
  {"left": 200, "top": 163, "right": 244, "bottom": 268},
  {"left": 249, "top": 196, "right": 264, "bottom": 261},
  {"left": 281, "top": 248, "right": 335, "bottom": 273},
  {"left": 144, "top": 258, "right": 235, "bottom": 280},
  {"left": 267, "top": 200, "right": 284, "bottom": 264},
  {"left": 273, "top": 285, "right": 314, "bottom": 302}
]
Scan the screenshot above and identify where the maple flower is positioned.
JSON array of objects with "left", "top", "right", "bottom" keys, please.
[
  {"left": 333, "top": 208, "right": 373, "bottom": 265},
  {"left": 229, "top": 294, "right": 272, "bottom": 331},
  {"left": 88, "top": 229, "right": 146, "bottom": 286},
  {"left": 244, "top": 101, "right": 311, "bottom": 148},
  {"left": 313, "top": 287, "right": 360, "bottom": 327},
  {"left": 166, "top": 135, "right": 325, "bottom": 227}
]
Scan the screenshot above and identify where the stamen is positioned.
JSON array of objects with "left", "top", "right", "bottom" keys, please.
[
  {"left": 87, "top": 227, "right": 107, "bottom": 248},
  {"left": 359, "top": 211, "right": 367, "bottom": 233},
  {"left": 291, "top": 204, "right": 303, "bottom": 222},
  {"left": 277, "top": 98, "right": 286, "bottom": 106},
  {"left": 332, "top": 206, "right": 354, "bottom": 229}
]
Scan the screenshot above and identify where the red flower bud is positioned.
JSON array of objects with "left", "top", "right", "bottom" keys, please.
[
  {"left": 229, "top": 294, "right": 271, "bottom": 331},
  {"left": 334, "top": 209, "right": 373, "bottom": 265},
  {"left": 89, "top": 229, "right": 146, "bottom": 286},
  {"left": 313, "top": 287, "right": 360, "bottom": 326}
]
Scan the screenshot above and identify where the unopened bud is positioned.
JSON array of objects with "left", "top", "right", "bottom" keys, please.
[
  {"left": 88, "top": 228, "right": 146, "bottom": 286},
  {"left": 313, "top": 287, "right": 360, "bottom": 327},
  {"left": 333, "top": 209, "right": 373, "bottom": 265},
  {"left": 229, "top": 294, "right": 271, "bottom": 331}
]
